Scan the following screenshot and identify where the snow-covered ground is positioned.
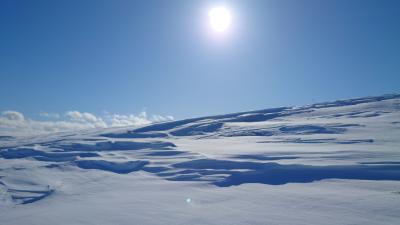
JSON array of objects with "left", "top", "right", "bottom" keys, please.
[{"left": 1, "top": 94, "right": 400, "bottom": 225}]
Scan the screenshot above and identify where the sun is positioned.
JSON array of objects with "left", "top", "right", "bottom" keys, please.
[{"left": 208, "top": 6, "right": 232, "bottom": 33}]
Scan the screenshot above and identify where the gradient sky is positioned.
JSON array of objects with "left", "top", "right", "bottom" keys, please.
[{"left": 1, "top": 0, "right": 399, "bottom": 120}]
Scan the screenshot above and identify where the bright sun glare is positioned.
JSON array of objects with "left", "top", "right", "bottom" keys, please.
[{"left": 209, "top": 6, "right": 232, "bottom": 33}]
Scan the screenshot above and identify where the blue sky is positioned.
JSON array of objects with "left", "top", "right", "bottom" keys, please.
[{"left": 1, "top": 0, "right": 399, "bottom": 121}]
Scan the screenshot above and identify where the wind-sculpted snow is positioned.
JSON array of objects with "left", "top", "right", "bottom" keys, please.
[
  {"left": 231, "top": 154, "right": 300, "bottom": 160},
  {"left": 0, "top": 136, "right": 13, "bottom": 141},
  {"left": 169, "top": 159, "right": 400, "bottom": 186},
  {"left": 75, "top": 160, "right": 149, "bottom": 174},
  {"left": 307, "top": 94, "right": 400, "bottom": 109},
  {"left": 170, "top": 122, "right": 224, "bottom": 136},
  {"left": 212, "top": 123, "right": 360, "bottom": 138},
  {"left": 100, "top": 132, "right": 168, "bottom": 139},
  {"left": 0, "top": 148, "right": 99, "bottom": 160},
  {"left": 0, "top": 176, "right": 55, "bottom": 205},
  {"left": 50, "top": 140, "right": 176, "bottom": 152},
  {"left": 0, "top": 93, "right": 399, "bottom": 221},
  {"left": 277, "top": 124, "right": 347, "bottom": 135},
  {"left": 8, "top": 188, "right": 55, "bottom": 204},
  {"left": 259, "top": 138, "right": 374, "bottom": 144}
]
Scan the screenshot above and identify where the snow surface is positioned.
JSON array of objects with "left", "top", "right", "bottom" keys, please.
[{"left": 1, "top": 94, "right": 400, "bottom": 224}]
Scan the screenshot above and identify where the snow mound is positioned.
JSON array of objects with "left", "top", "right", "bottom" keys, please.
[{"left": 0, "top": 92, "right": 399, "bottom": 225}]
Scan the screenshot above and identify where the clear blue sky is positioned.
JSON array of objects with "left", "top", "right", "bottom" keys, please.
[{"left": 1, "top": 0, "right": 399, "bottom": 119}]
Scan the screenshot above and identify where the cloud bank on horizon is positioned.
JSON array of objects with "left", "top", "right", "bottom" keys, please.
[{"left": 0, "top": 110, "right": 173, "bottom": 136}]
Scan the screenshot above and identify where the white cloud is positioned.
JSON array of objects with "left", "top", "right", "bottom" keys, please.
[
  {"left": 66, "top": 111, "right": 107, "bottom": 128},
  {"left": 105, "top": 111, "right": 174, "bottom": 127},
  {"left": 0, "top": 110, "right": 174, "bottom": 136},
  {"left": 152, "top": 114, "right": 174, "bottom": 122},
  {"left": 39, "top": 112, "right": 60, "bottom": 119},
  {"left": 108, "top": 114, "right": 150, "bottom": 127},
  {"left": 1, "top": 111, "right": 25, "bottom": 122}
]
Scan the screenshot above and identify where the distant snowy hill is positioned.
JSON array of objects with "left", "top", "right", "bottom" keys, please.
[{"left": 1, "top": 94, "right": 400, "bottom": 225}]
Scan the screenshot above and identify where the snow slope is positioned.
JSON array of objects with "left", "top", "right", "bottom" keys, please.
[{"left": 1, "top": 94, "right": 400, "bottom": 225}]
